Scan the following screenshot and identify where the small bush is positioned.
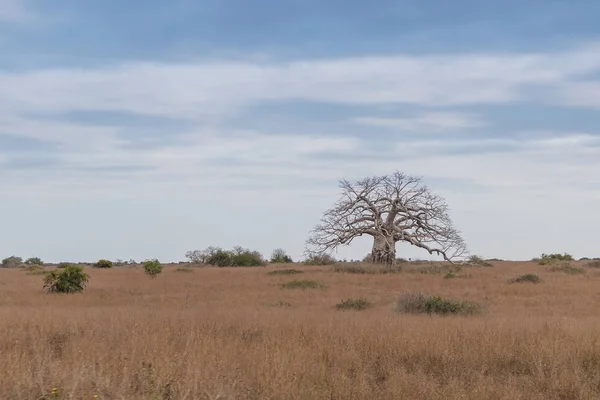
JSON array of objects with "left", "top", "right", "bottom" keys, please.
[
  {"left": 303, "top": 254, "right": 337, "bottom": 266},
  {"left": 175, "top": 267, "right": 194, "bottom": 273},
  {"left": 281, "top": 279, "right": 327, "bottom": 289},
  {"left": 335, "top": 297, "right": 372, "bottom": 311},
  {"left": 510, "top": 274, "right": 541, "bottom": 284},
  {"left": 143, "top": 259, "right": 163, "bottom": 278},
  {"left": 94, "top": 259, "right": 113, "bottom": 269},
  {"left": 272, "top": 300, "right": 292, "bottom": 308},
  {"left": 43, "top": 265, "right": 90, "bottom": 293},
  {"left": 547, "top": 262, "right": 584, "bottom": 275},
  {"left": 25, "top": 264, "right": 45, "bottom": 275},
  {"left": 332, "top": 262, "right": 403, "bottom": 274},
  {"left": 56, "top": 262, "right": 72, "bottom": 269},
  {"left": 443, "top": 272, "right": 456, "bottom": 279},
  {"left": 267, "top": 268, "right": 304, "bottom": 276},
  {"left": 395, "top": 292, "right": 480, "bottom": 316},
  {"left": 2, "top": 256, "right": 23, "bottom": 268},
  {"left": 270, "top": 248, "right": 293, "bottom": 263},
  {"left": 466, "top": 255, "right": 493, "bottom": 267},
  {"left": 537, "top": 253, "right": 574, "bottom": 265}
]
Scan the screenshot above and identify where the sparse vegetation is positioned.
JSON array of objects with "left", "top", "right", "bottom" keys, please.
[
  {"left": 585, "top": 260, "right": 600, "bottom": 268},
  {"left": 281, "top": 279, "right": 327, "bottom": 289},
  {"left": 395, "top": 292, "right": 481, "bottom": 315},
  {"left": 537, "top": 253, "right": 574, "bottom": 265},
  {"left": 43, "top": 265, "right": 90, "bottom": 293},
  {"left": 335, "top": 297, "right": 372, "bottom": 310},
  {"left": 269, "top": 248, "right": 293, "bottom": 263},
  {"left": 332, "top": 262, "right": 403, "bottom": 274},
  {"left": 303, "top": 254, "right": 337, "bottom": 265},
  {"left": 175, "top": 266, "right": 194, "bottom": 273},
  {"left": 271, "top": 300, "right": 292, "bottom": 307},
  {"left": 191, "top": 246, "right": 266, "bottom": 267},
  {"left": 94, "top": 259, "right": 113, "bottom": 269},
  {"left": 547, "top": 262, "right": 584, "bottom": 275},
  {"left": 24, "top": 264, "right": 45, "bottom": 275},
  {"left": 267, "top": 268, "right": 304, "bottom": 276},
  {"left": 510, "top": 273, "right": 542, "bottom": 284},
  {"left": 142, "top": 259, "right": 163, "bottom": 278},
  {"left": 56, "top": 262, "right": 71, "bottom": 269},
  {"left": 2, "top": 261, "right": 600, "bottom": 398},
  {"left": 466, "top": 255, "right": 493, "bottom": 267}
]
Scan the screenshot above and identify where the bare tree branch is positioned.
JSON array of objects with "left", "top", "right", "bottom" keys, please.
[{"left": 305, "top": 171, "right": 468, "bottom": 264}]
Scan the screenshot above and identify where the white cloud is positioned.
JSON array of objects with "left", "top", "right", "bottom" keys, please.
[
  {"left": 352, "top": 112, "right": 487, "bottom": 132},
  {"left": 2, "top": 41, "right": 600, "bottom": 120}
]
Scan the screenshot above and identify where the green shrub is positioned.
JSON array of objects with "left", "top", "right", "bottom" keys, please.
[
  {"left": 267, "top": 268, "right": 304, "bottom": 276},
  {"left": 231, "top": 249, "right": 266, "bottom": 267},
  {"left": 547, "top": 262, "right": 584, "bottom": 275},
  {"left": 443, "top": 272, "right": 456, "bottom": 279},
  {"left": 2, "top": 256, "right": 23, "bottom": 268},
  {"left": 281, "top": 279, "right": 327, "bottom": 289},
  {"left": 510, "top": 274, "right": 541, "bottom": 284},
  {"left": 143, "top": 259, "right": 163, "bottom": 278},
  {"left": 466, "top": 255, "right": 493, "bottom": 267},
  {"left": 43, "top": 265, "right": 90, "bottom": 293},
  {"left": 335, "top": 297, "right": 372, "bottom": 311},
  {"left": 56, "top": 262, "right": 72, "bottom": 269},
  {"left": 332, "top": 262, "right": 403, "bottom": 274},
  {"left": 303, "top": 254, "right": 337, "bottom": 266},
  {"left": 25, "top": 257, "right": 43, "bottom": 266},
  {"left": 94, "top": 259, "right": 113, "bottom": 269},
  {"left": 537, "top": 253, "right": 574, "bottom": 265},
  {"left": 270, "top": 248, "right": 293, "bottom": 263},
  {"left": 202, "top": 246, "right": 266, "bottom": 267},
  {"left": 395, "top": 292, "right": 480, "bottom": 316}
]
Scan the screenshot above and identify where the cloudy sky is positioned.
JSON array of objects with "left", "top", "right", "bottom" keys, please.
[{"left": 2, "top": 0, "right": 600, "bottom": 263}]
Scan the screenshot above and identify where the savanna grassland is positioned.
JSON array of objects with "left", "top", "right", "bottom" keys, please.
[{"left": 2, "top": 260, "right": 600, "bottom": 400}]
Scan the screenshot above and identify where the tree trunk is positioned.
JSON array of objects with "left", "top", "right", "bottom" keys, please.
[{"left": 370, "top": 234, "right": 396, "bottom": 264}]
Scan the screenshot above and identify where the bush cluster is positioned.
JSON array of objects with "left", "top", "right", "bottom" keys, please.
[
  {"left": 94, "top": 259, "right": 113, "bottom": 269},
  {"left": 395, "top": 292, "right": 481, "bottom": 315},
  {"left": 2, "top": 256, "right": 24, "bottom": 268},
  {"left": 188, "top": 246, "right": 266, "bottom": 267},
  {"left": 537, "top": 253, "right": 574, "bottom": 265}
]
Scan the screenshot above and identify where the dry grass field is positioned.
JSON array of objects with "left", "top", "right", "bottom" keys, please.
[{"left": 2, "top": 260, "right": 600, "bottom": 399}]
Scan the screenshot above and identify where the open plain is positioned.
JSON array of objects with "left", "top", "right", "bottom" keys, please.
[{"left": 2, "top": 260, "right": 600, "bottom": 400}]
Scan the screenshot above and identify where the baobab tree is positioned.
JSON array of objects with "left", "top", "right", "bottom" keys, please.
[{"left": 305, "top": 171, "right": 467, "bottom": 264}]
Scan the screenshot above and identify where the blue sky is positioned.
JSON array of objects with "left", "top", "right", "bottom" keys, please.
[{"left": 2, "top": 0, "right": 600, "bottom": 263}]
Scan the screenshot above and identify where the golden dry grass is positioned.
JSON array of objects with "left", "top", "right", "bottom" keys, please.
[{"left": 2, "top": 261, "right": 600, "bottom": 399}]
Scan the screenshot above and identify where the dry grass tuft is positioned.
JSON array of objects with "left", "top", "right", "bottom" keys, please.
[{"left": 1, "top": 262, "right": 600, "bottom": 399}]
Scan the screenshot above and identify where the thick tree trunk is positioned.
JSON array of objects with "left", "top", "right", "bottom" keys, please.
[{"left": 370, "top": 234, "right": 396, "bottom": 264}]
